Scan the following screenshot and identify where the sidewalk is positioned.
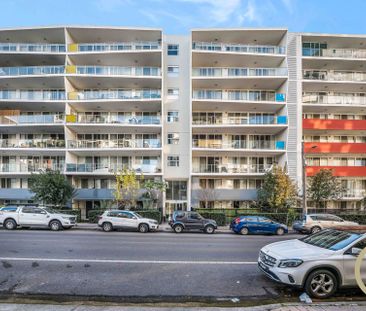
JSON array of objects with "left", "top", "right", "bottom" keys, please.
[{"left": 0, "top": 302, "right": 365, "bottom": 311}]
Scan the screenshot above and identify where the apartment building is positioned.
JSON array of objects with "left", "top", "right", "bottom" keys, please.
[{"left": 0, "top": 26, "right": 365, "bottom": 216}]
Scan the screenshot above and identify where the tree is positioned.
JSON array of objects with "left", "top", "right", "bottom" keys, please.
[
  {"left": 29, "top": 170, "right": 74, "bottom": 207},
  {"left": 307, "top": 169, "right": 344, "bottom": 210},
  {"left": 142, "top": 179, "right": 167, "bottom": 209},
  {"left": 113, "top": 168, "right": 143, "bottom": 209},
  {"left": 257, "top": 165, "right": 297, "bottom": 211}
]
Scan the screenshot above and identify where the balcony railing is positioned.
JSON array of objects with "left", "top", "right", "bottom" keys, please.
[
  {"left": 66, "top": 163, "right": 161, "bottom": 174},
  {"left": 72, "top": 42, "right": 161, "bottom": 52},
  {"left": 68, "top": 89, "right": 161, "bottom": 100},
  {"left": 74, "top": 66, "right": 161, "bottom": 76},
  {"left": 303, "top": 94, "right": 366, "bottom": 106},
  {"left": 68, "top": 114, "right": 160, "bottom": 125},
  {"left": 303, "top": 47, "right": 366, "bottom": 59},
  {"left": 0, "top": 90, "right": 66, "bottom": 100},
  {"left": 68, "top": 139, "right": 161, "bottom": 149},
  {"left": 0, "top": 43, "right": 66, "bottom": 53},
  {"left": 192, "top": 89, "right": 285, "bottom": 102},
  {"left": 0, "top": 114, "right": 64, "bottom": 125},
  {"left": 192, "top": 67, "right": 288, "bottom": 77},
  {"left": 192, "top": 163, "right": 272, "bottom": 174},
  {"left": 192, "top": 115, "right": 287, "bottom": 125},
  {"left": 192, "top": 42, "right": 286, "bottom": 55},
  {"left": 0, "top": 163, "right": 64, "bottom": 173},
  {"left": 192, "top": 140, "right": 285, "bottom": 150},
  {"left": 0, "top": 66, "right": 65, "bottom": 76},
  {"left": 0, "top": 139, "right": 65, "bottom": 148},
  {"left": 303, "top": 70, "right": 366, "bottom": 82}
]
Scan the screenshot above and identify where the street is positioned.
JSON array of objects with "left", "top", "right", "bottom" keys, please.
[{"left": 0, "top": 229, "right": 363, "bottom": 304}]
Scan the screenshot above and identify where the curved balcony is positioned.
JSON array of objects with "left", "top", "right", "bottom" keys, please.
[
  {"left": 192, "top": 163, "right": 272, "bottom": 174},
  {"left": 303, "top": 119, "right": 366, "bottom": 131},
  {"left": 68, "top": 89, "right": 161, "bottom": 101},
  {"left": 0, "top": 163, "right": 64, "bottom": 174},
  {"left": 306, "top": 166, "right": 366, "bottom": 177},
  {"left": 0, "top": 66, "right": 65, "bottom": 77},
  {"left": 304, "top": 142, "right": 366, "bottom": 154},
  {"left": 66, "top": 163, "right": 161, "bottom": 174},
  {"left": 0, "top": 89, "right": 66, "bottom": 101},
  {"left": 69, "top": 42, "right": 161, "bottom": 52},
  {"left": 0, "top": 43, "right": 66, "bottom": 53},
  {"left": 192, "top": 42, "right": 285, "bottom": 55},
  {"left": 0, "top": 114, "right": 64, "bottom": 125},
  {"left": 0, "top": 139, "right": 65, "bottom": 149}
]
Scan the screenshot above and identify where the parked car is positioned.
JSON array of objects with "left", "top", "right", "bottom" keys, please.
[
  {"left": 169, "top": 211, "right": 217, "bottom": 234},
  {"left": 230, "top": 216, "right": 288, "bottom": 235},
  {"left": 97, "top": 210, "right": 159, "bottom": 233},
  {"left": 258, "top": 229, "right": 366, "bottom": 298},
  {"left": 293, "top": 214, "right": 358, "bottom": 234},
  {"left": 0, "top": 206, "right": 77, "bottom": 231}
]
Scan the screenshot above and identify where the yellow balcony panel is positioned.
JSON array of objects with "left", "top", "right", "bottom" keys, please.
[
  {"left": 68, "top": 92, "right": 78, "bottom": 100},
  {"left": 66, "top": 115, "right": 76, "bottom": 123},
  {"left": 66, "top": 65, "right": 76, "bottom": 74},
  {"left": 68, "top": 44, "right": 78, "bottom": 52}
]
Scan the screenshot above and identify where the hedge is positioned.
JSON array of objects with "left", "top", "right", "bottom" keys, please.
[
  {"left": 198, "top": 212, "right": 226, "bottom": 226},
  {"left": 338, "top": 214, "right": 366, "bottom": 225},
  {"left": 87, "top": 209, "right": 162, "bottom": 224}
]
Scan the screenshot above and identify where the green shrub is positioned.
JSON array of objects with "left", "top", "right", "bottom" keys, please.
[
  {"left": 57, "top": 209, "right": 81, "bottom": 222},
  {"left": 338, "top": 214, "right": 366, "bottom": 225},
  {"left": 88, "top": 209, "right": 105, "bottom": 223},
  {"left": 198, "top": 212, "right": 226, "bottom": 226},
  {"left": 135, "top": 210, "right": 162, "bottom": 224}
]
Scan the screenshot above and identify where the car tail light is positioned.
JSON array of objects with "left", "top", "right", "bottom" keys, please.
[{"left": 234, "top": 217, "right": 241, "bottom": 224}]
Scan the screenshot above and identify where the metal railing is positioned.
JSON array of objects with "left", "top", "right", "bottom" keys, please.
[
  {"left": 69, "top": 89, "right": 161, "bottom": 100},
  {"left": 0, "top": 66, "right": 65, "bottom": 76},
  {"left": 192, "top": 115, "right": 287, "bottom": 125},
  {"left": 75, "top": 66, "right": 161, "bottom": 76},
  {"left": 303, "top": 47, "right": 366, "bottom": 59},
  {"left": 0, "top": 90, "right": 66, "bottom": 100},
  {"left": 67, "top": 139, "right": 161, "bottom": 149},
  {"left": 303, "top": 94, "right": 366, "bottom": 106},
  {"left": 0, "top": 139, "right": 65, "bottom": 148},
  {"left": 192, "top": 67, "right": 288, "bottom": 77},
  {"left": 192, "top": 42, "right": 286, "bottom": 54},
  {"left": 0, "top": 163, "right": 64, "bottom": 173},
  {"left": 0, "top": 43, "right": 66, "bottom": 53},
  {"left": 75, "top": 42, "right": 161, "bottom": 52},
  {"left": 192, "top": 139, "right": 281, "bottom": 150},
  {"left": 192, "top": 163, "right": 272, "bottom": 173},
  {"left": 303, "top": 70, "right": 366, "bottom": 82},
  {"left": 66, "top": 163, "right": 161, "bottom": 174},
  {"left": 0, "top": 114, "right": 64, "bottom": 125},
  {"left": 192, "top": 89, "right": 279, "bottom": 102},
  {"left": 72, "top": 114, "right": 160, "bottom": 125}
]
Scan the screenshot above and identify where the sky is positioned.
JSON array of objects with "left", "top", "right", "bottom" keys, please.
[{"left": 0, "top": 0, "right": 365, "bottom": 35}]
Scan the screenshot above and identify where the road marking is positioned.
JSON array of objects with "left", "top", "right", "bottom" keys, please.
[{"left": 0, "top": 257, "right": 257, "bottom": 265}]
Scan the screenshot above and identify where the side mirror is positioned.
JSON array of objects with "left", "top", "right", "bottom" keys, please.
[
  {"left": 351, "top": 247, "right": 362, "bottom": 256},
  {"left": 41, "top": 211, "right": 47, "bottom": 215},
  {"left": 132, "top": 216, "right": 137, "bottom": 219}
]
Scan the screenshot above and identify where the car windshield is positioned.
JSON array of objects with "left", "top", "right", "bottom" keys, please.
[
  {"left": 300, "top": 229, "right": 361, "bottom": 251},
  {"left": 133, "top": 212, "right": 142, "bottom": 218},
  {"left": 43, "top": 207, "right": 58, "bottom": 214}
]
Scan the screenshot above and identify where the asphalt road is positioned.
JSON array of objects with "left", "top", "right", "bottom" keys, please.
[{"left": 0, "top": 229, "right": 362, "bottom": 303}]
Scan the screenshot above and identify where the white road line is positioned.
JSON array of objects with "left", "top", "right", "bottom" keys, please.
[{"left": 0, "top": 257, "right": 257, "bottom": 265}]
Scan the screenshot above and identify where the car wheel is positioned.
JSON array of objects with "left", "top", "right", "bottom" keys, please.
[
  {"left": 102, "top": 222, "right": 113, "bottom": 232},
  {"left": 240, "top": 227, "right": 249, "bottom": 235},
  {"left": 173, "top": 224, "right": 184, "bottom": 233},
  {"left": 4, "top": 219, "right": 16, "bottom": 230},
  {"left": 305, "top": 269, "right": 338, "bottom": 299},
  {"left": 311, "top": 226, "right": 321, "bottom": 234},
  {"left": 49, "top": 220, "right": 62, "bottom": 231},
  {"left": 276, "top": 227, "right": 285, "bottom": 236},
  {"left": 204, "top": 225, "right": 215, "bottom": 234},
  {"left": 139, "top": 223, "right": 149, "bottom": 233}
]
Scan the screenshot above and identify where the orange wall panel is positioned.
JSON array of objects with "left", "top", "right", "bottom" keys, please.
[
  {"left": 303, "top": 119, "right": 366, "bottom": 130},
  {"left": 304, "top": 142, "right": 366, "bottom": 154},
  {"left": 306, "top": 166, "right": 366, "bottom": 177}
]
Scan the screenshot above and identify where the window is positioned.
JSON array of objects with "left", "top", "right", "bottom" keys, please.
[
  {"left": 167, "top": 88, "right": 179, "bottom": 99},
  {"left": 167, "top": 133, "right": 180, "bottom": 145},
  {"left": 167, "top": 156, "right": 179, "bottom": 167},
  {"left": 166, "top": 180, "right": 187, "bottom": 200},
  {"left": 167, "top": 111, "right": 179, "bottom": 123},
  {"left": 167, "top": 66, "right": 179, "bottom": 76},
  {"left": 167, "top": 44, "right": 179, "bottom": 56}
]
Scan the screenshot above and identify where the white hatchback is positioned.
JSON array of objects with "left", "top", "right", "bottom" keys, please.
[
  {"left": 258, "top": 229, "right": 366, "bottom": 298},
  {"left": 98, "top": 210, "right": 159, "bottom": 233}
]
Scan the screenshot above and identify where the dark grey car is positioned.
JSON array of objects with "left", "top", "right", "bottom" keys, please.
[{"left": 169, "top": 211, "right": 217, "bottom": 234}]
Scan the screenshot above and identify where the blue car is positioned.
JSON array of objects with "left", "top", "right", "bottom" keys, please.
[{"left": 230, "top": 216, "right": 288, "bottom": 235}]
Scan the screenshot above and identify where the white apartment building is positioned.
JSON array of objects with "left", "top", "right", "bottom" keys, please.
[{"left": 0, "top": 26, "right": 365, "bottom": 216}]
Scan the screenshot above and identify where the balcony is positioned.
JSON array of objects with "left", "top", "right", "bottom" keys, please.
[
  {"left": 67, "top": 114, "right": 160, "bottom": 125},
  {"left": 192, "top": 163, "right": 272, "bottom": 174},
  {"left": 303, "top": 94, "right": 366, "bottom": 106},
  {"left": 191, "top": 189, "right": 258, "bottom": 201},
  {"left": 0, "top": 114, "right": 64, "bottom": 125},
  {"left": 0, "top": 66, "right": 65, "bottom": 77},
  {"left": 0, "top": 163, "right": 64, "bottom": 174},
  {"left": 192, "top": 115, "right": 287, "bottom": 125},
  {"left": 192, "top": 42, "right": 285, "bottom": 55},
  {"left": 304, "top": 142, "right": 366, "bottom": 154},
  {"left": 0, "top": 139, "right": 65, "bottom": 148},
  {"left": 69, "top": 42, "right": 161, "bottom": 52},
  {"left": 68, "top": 89, "right": 161, "bottom": 101},
  {"left": 0, "top": 90, "right": 66, "bottom": 101},
  {"left": 0, "top": 43, "right": 66, "bottom": 53},
  {"left": 66, "top": 163, "right": 161, "bottom": 174},
  {"left": 192, "top": 139, "right": 285, "bottom": 151},
  {"left": 306, "top": 166, "right": 366, "bottom": 177},
  {"left": 192, "top": 67, "right": 287, "bottom": 77},
  {"left": 303, "top": 70, "right": 366, "bottom": 83},
  {"left": 303, "top": 47, "right": 366, "bottom": 59},
  {"left": 303, "top": 119, "right": 366, "bottom": 131},
  {"left": 192, "top": 89, "right": 285, "bottom": 102},
  {"left": 67, "top": 139, "right": 161, "bottom": 149}
]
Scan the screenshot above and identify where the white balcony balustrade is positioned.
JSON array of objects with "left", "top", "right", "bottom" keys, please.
[
  {"left": 192, "top": 67, "right": 288, "bottom": 77},
  {"left": 67, "top": 139, "right": 161, "bottom": 149},
  {"left": 192, "top": 42, "right": 286, "bottom": 55}
]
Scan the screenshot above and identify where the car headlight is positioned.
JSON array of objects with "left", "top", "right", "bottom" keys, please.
[
  {"left": 278, "top": 259, "right": 303, "bottom": 268},
  {"left": 149, "top": 220, "right": 157, "bottom": 224}
]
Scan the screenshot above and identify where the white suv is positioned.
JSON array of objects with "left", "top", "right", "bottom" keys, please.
[
  {"left": 0, "top": 206, "right": 77, "bottom": 231},
  {"left": 293, "top": 214, "right": 358, "bottom": 234},
  {"left": 98, "top": 210, "right": 159, "bottom": 233},
  {"left": 258, "top": 229, "right": 366, "bottom": 298}
]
